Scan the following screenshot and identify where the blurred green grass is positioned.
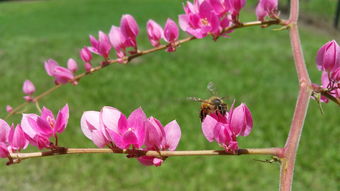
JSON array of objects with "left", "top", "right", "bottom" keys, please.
[{"left": 0, "top": 0, "right": 339, "bottom": 190}]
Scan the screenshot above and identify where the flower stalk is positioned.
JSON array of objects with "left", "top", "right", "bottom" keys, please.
[{"left": 9, "top": 147, "right": 283, "bottom": 163}]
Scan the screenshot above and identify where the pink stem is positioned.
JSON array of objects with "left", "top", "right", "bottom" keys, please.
[{"left": 280, "top": 0, "right": 312, "bottom": 190}]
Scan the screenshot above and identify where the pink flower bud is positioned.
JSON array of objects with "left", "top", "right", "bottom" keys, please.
[
  {"left": 80, "top": 47, "right": 92, "bottom": 63},
  {"left": 84, "top": 63, "right": 92, "bottom": 73},
  {"left": 22, "top": 80, "right": 35, "bottom": 95},
  {"left": 6, "top": 105, "right": 13, "bottom": 113},
  {"left": 44, "top": 59, "right": 74, "bottom": 84},
  {"left": 146, "top": 20, "right": 164, "bottom": 47},
  {"left": 316, "top": 40, "right": 340, "bottom": 72},
  {"left": 120, "top": 14, "right": 139, "bottom": 50},
  {"left": 23, "top": 96, "right": 33, "bottom": 102},
  {"left": 256, "top": 0, "right": 278, "bottom": 21},
  {"left": 164, "top": 18, "right": 179, "bottom": 52},
  {"left": 67, "top": 58, "right": 78, "bottom": 73},
  {"left": 120, "top": 14, "right": 139, "bottom": 41}
]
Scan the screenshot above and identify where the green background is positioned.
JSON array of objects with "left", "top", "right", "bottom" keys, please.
[{"left": 0, "top": 0, "right": 339, "bottom": 190}]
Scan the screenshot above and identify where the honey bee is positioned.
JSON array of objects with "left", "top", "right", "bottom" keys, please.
[{"left": 188, "top": 82, "right": 228, "bottom": 122}]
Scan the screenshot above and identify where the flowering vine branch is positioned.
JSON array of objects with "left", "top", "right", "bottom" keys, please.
[{"left": 5, "top": 19, "right": 284, "bottom": 120}]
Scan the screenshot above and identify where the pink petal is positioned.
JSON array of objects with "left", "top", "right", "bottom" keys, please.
[
  {"left": 0, "top": 143, "right": 9, "bottom": 158},
  {"left": 106, "top": 128, "right": 124, "bottom": 149},
  {"left": 144, "top": 117, "right": 165, "bottom": 148},
  {"left": 202, "top": 115, "right": 218, "bottom": 142},
  {"left": 256, "top": 2, "right": 267, "bottom": 21},
  {"left": 164, "top": 120, "right": 181, "bottom": 151},
  {"left": 100, "top": 106, "right": 126, "bottom": 139},
  {"left": 35, "top": 117, "right": 54, "bottom": 136},
  {"left": 21, "top": 114, "right": 39, "bottom": 138},
  {"left": 0, "top": 119, "right": 10, "bottom": 143},
  {"left": 127, "top": 107, "right": 147, "bottom": 144},
  {"left": 54, "top": 104, "right": 69, "bottom": 133},
  {"left": 9, "top": 125, "right": 28, "bottom": 151},
  {"left": 91, "top": 129, "right": 108, "bottom": 148},
  {"left": 44, "top": 59, "right": 59, "bottom": 76},
  {"left": 122, "top": 130, "right": 138, "bottom": 149},
  {"left": 41, "top": 107, "right": 55, "bottom": 122},
  {"left": 81, "top": 111, "right": 101, "bottom": 140},
  {"left": 137, "top": 156, "right": 155, "bottom": 166}
]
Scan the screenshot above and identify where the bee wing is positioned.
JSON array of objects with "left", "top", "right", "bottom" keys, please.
[
  {"left": 207, "top": 82, "right": 217, "bottom": 96},
  {"left": 187, "top": 97, "right": 204, "bottom": 102}
]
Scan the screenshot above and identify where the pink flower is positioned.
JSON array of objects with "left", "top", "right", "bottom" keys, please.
[
  {"left": 164, "top": 18, "right": 179, "bottom": 52},
  {"left": 23, "top": 80, "right": 35, "bottom": 95},
  {"left": 138, "top": 117, "right": 181, "bottom": 166},
  {"left": 88, "top": 31, "right": 112, "bottom": 59},
  {"left": 0, "top": 119, "right": 29, "bottom": 155},
  {"left": 146, "top": 20, "right": 164, "bottom": 47},
  {"left": 202, "top": 113, "right": 238, "bottom": 151},
  {"left": 100, "top": 107, "right": 146, "bottom": 149},
  {"left": 202, "top": 103, "right": 253, "bottom": 151},
  {"left": 6, "top": 105, "right": 13, "bottom": 113},
  {"left": 80, "top": 46, "right": 93, "bottom": 63},
  {"left": 81, "top": 111, "right": 109, "bottom": 148},
  {"left": 8, "top": 124, "right": 29, "bottom": 151},
  {"left": 120, "top": 14, "right": 139, "bottom": 49},
  {"left": 227, "top": 0, "right": 246, "bottom": 18},
  {"left": 44, "top": 59, "right": 74, "bottom": 84},
  {"left": 179, "top": 1, "right": 220, "bottom": 39},
  {"left": 256, "top": 0, "right": 278, "bottom": 21},
  {"left": 67, "top": 58, "right": 78, "bottom": 73},
  {"left": 21, "top": 104, "right": 69, "bottom": 149},
  {"left": 316, "top": 40, "right": 340, "bottom": 72}
]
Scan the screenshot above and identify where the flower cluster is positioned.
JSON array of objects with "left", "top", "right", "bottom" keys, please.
[
  {"left": 315, "top": 40, "right": 340, "bottom": 102},
  {"left": 81, "top": 106, "right": 181, "bottom": 167},
  {"left": 202, "top": 103, "right": 253, "bottom": 151},
  {"left": 0, "top": 105, "right": 69, "bottom": 159},
  {"left": 178, "top": 0, "right": 243, "bottom": 39}
]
